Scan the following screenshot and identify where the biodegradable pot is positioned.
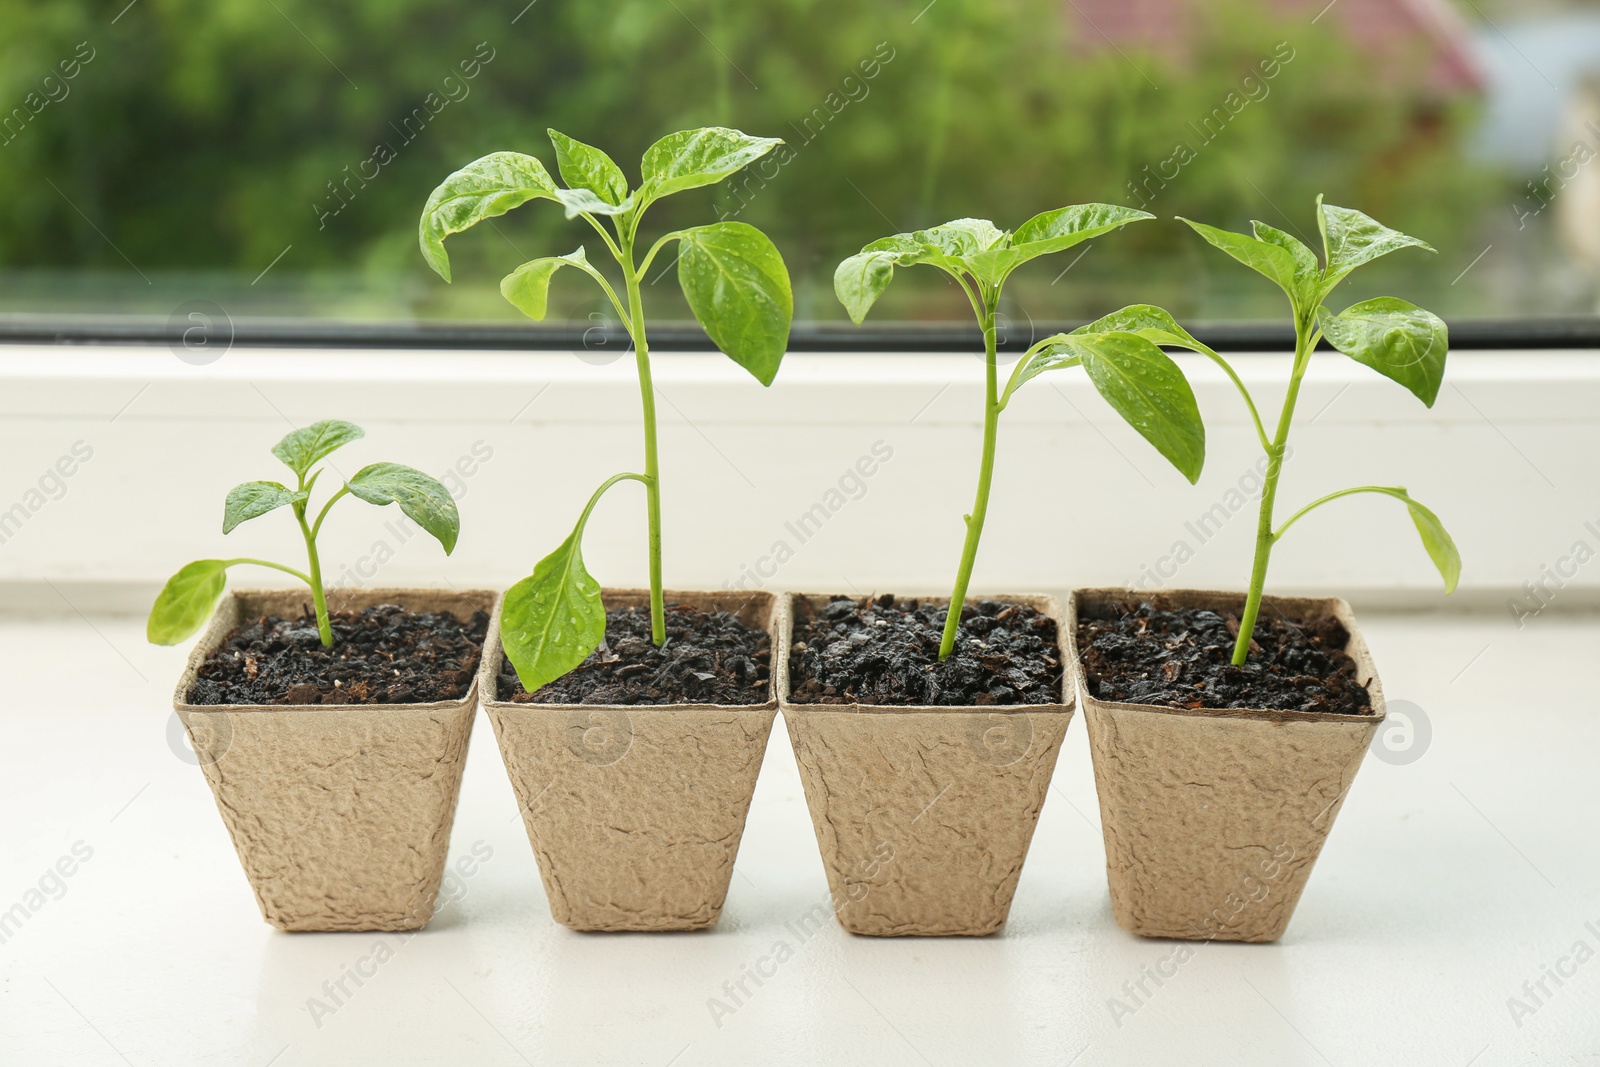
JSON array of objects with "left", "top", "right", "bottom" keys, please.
[
  {"left": 1068, "top": 588, "right": 1386, "bottom": 943},
  {"left": 481, "top": 589, "right": 778, "bottom": 932},
  {"left": 175, "top": 587, "right": 495, "bottom": 933},
  {"left": 779, "top": 593, "right": 1073, "bottom": 937}
]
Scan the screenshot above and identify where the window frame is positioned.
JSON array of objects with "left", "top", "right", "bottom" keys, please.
[{"left": 1, "top": 316, "right": 1596, "bottom": 352}]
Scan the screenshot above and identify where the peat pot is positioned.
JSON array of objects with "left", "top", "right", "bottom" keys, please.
[
  {"left": 481, "top": 589, "right": 778, "bottom": 932},
  {"left": 1068, "top": 587, "right": 1387, "bottom": 943},
  {"left": 175, "top": 587, "right": 495, "bottom": 932},
  {"left": 779, "top": 593, "right": 1073, "bottom": 937}
]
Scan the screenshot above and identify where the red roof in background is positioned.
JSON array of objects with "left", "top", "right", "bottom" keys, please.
[{"left": 1069, "top": 0, "right": 1484, "bottom": 95}]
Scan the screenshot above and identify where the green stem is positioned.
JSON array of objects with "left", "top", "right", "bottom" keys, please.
[
  {"left": 293, "top": 503, "right": 334, "bottom": 647},
  {"left": 998, "top": 332, "right": 1079, "bottom": 412},
  {"left": 554, "top": 473, "right": 653, "bottom": 590},
  {"left": 585, "top": 470, "right": 646, "bottom": 511},
  {"left": 1272, "top": 485, "right": 1412, "bottom": 542},
  {"left": 309, "top": 485, "right": 349, "bottom": 541},
  {"left": 619, "top": 232, "right": 666, "bottom": 646},
  {"left": 577, "top": 472, "right": 652, "bottom": 530},
  {"left": 1232, "top": 321, "right": 1318, "bottom": 665},
  {"left": 637, "top": 231, "right": 682, "bottom": 280},
  {"left": 222, "top": 557, "right": 315, "bottom": 586},
  {"left": 579, "top": 211, "right": 625, "bottom": 264},
  {"left": 939, "top": 298, "right": 999, "bottom": 661},
  {"left": 579, "top": 262, "right": 633, "bottom": 330},
  {"left": 1189, "top": 343, "right": 1271, "bottom": 454}
]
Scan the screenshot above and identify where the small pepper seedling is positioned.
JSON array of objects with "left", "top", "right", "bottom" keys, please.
[
  {"left": 420, "top": 127, "right": 793, "bottom": 693},
  {"left": 836, "top": 207, "right": 1208, "bottom": 660},
  {"left": 147, "top": 419, "right": 460, "bottom": 647},
  {"left": 1116, "top": 196, "right": 1459, "bottom": 664}
]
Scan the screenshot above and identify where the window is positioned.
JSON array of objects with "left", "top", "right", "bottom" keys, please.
[{"left": 0, "top": 0, "right": 1593, "bottom": 344}]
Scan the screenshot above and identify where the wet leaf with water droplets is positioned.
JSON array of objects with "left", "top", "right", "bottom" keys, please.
[{"left": 501, "top": 527, "right": 606, "bottom": 694}]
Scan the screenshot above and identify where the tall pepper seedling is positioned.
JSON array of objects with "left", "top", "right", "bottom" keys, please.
[
  {"left": 146, "top": 419, "right": 460, "bottom": 646},
  {"left": 420, "top": 128, "right": 793, "bottom": 693},
  {"left": 835, "top": 208, "right": 1208, "bottom": 659},
  {"left": 1106, "top": 197, "right": 1460, "bottom": 664}
]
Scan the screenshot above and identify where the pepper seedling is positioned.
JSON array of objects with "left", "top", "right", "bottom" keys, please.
[
  {"left": 835, "top": 208, "right": 1208, "bottom": 660},
  {"left": 146, "top": 419, "right": 460, "bottom": 647},
  {"left": 420, "top": 127, "right": 792, "bottom": 693},
  {"left": 1103, "top": 196, "right": 1459, "bottom": 664}
]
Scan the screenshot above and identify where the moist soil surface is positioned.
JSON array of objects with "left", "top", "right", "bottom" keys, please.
[
  {"left": 498, "top": 602, "right": 770, "bottom": 705},
  {"left": 189, "top": 604, "right": 488, "bottom": 706},
  {"left": 1076, "top": 596, "right": 1371, "bottom": 714},
  {"left": 788, "top": 594, "right": 1061, "bottom": 706}
]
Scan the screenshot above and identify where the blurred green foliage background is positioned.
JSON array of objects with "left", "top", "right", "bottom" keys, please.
[{"left": 0, "top": 0, "right": 1530, "bottom": 326}]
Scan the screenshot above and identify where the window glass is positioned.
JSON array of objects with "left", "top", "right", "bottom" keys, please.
[{"left": 0, "top": 0, "right": 1591, "bottom": 334}]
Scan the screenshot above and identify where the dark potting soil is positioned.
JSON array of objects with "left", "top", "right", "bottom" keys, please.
[
  {"left": 787, "top": 594, "right": 1062, "bottom": 707},
  {"left": 188, "top": 604, "right": 489, "bottom": 706},
  {"left": 1075, "top": 597, "right": 1372, "bottom": 714},
  {"left": 497, "top": 603, "right": 771, "bottom": 705}
]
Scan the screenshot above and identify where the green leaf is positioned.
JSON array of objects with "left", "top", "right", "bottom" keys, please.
[
  {"left": 1398, "top": 490, "right": 1461, "bottom": 594},
  {"left": 1014, "top": 203, "right": 1154, "bottom": 248},
  {"left": 1318, "top": 297, "right": 1448, "bottom": 406},
  {"left": 832, "top": 231, "right": 961, "bottom": 321},
  {"left": 1318, "top": 195, "right": 1436, "bottom": 287},
  {"left": 1178, "top": 217, "right": 1302, "bottom": 304},
  {"left": 1072, "top": 332, "right": 1206, "bottom": 483},
  {"left": 500, "top": 248, "right": 590, "bottom": 321},
  {"left": 677, "top": 222, "right": 792, "bottom": 386},
  {"left": 272, "top": 419, "right": 364, "bottom": 478},
  {"left": 147, "top": 560, "right": 229, "bottom": 645},
  {"left": 862, "top": 233, "right": 933, "bottom": 259},
  {"left": 500, "top": 527, "right": 606, "bottom": 695},
  {"left": 222, "top": 481, "right": 304, "bottom": 534},
  {"left": 1001, "top": 330, "right": 1204, "bottom": 482},
  {"left": 834, "top": 222, "right": 1010, "bottom": 319},
  {"left": 1072, "top": 303, "right": 1210, "bottom": 353},
  {"left": 912, "top": 218, "right": 1007, "bottom": 257},
  {"left": 639, "top": 127, "right": 781, "bottom": 200},
  {"left": 547, "top": 128, "right": 630, "bottom": 207},
  {"left": 833, "top": 250, "right": 901, "bottom": 324},
  {"left": 552, "top": 186, "right": 634, "bottom": 218},
  {"left": 838, "top": 210, "right": 1137, "bottom": 318},
  {"left": 347, "top": 463, "right": 460, "bottom": 553},
  {"left": 1251, "top": 221, "right": 1320, "bottom": 305},
  {"left": 418, "top": 152, "right": 559, "bottom": 281},
  {"left": 973, "top": 203, "right": 1153, "bottom": 280}
]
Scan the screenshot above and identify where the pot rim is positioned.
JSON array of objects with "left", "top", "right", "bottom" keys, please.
[
  {"left": 478, "top": 587, "right": 780, "bottom": 713},
  {"left": 1067, "top": 586, "right": 1386, "bottom": 724},
  {"left": 778, "top": 591, "right": 1075, "bottom": 716},
  {"left": 174, "top": 586, "right": 496, "bottom": 715}
]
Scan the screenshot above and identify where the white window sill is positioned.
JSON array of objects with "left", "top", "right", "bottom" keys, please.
[
  {"left": 0, "top": 607, "right": 1589, "bottom": 1062},
  {"left": 0, "top": 346, "right": 1594, "bottom": 616}
]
